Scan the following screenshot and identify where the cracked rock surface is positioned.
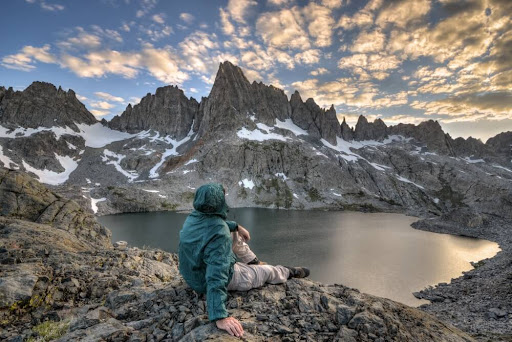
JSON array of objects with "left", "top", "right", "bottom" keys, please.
[{"left": 0, "top": 168, "right": 474, "bottom": 341}]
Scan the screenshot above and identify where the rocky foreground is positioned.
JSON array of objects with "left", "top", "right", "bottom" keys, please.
[
  {"left": 0, "top": 167, "right": 476, "bottom": 341},
  {"left": 412, "top": 210, "right": 512, "bottom": 341}
]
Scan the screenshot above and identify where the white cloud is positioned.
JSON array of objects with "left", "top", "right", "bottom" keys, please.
[
  {"left": 291, "top": 76, "right": 408, "bottom": 110},
  {"left": 219, "top": 8, "right": 235, "bottom": 35},
  {"left": 40, "top": 2, "right": 64, "bottom": 11},
  {"left": 179, "top": 31, "right": 220, "bottom": 73},
  {"left": 142, "top": 25, "right": 173, "bottom": 41},
  {"left": 121, "top": 22, "right": 131, "bottom": 32},
  {"left": 57, "top": 26, "right": 124, "bottom": 51},
  {"left": 321, "top": 0, "right": 344, "bottom": 9},
  {"left": 336, "top": 0, "right": 376, "bottom": 30},
  {"left": 136, "top": 0, "right": 158, "bottom": 17},
  {"left": 227, "top": 0, "right": 257, "bottom": 23},
  {"left": 152, "top": 13, "right": 165, "bottom": 24},
  {"left": 76, "top": 94, "right": 88, "bottom": 102},
  {"left": 242, "top": 50, "right": 273, "bottom": 70},
  {"left": 1, "top": 45, "right": 56, "bottom": 71},
  {"left": 142, "top": 46, "right": 189, "bottom": 84},
  {"left": 303, "top": 3, "right": 335, "bottom": 47},
  {"left": 256, "top": 8, "right": 310, "bottom": 49},
  {"left": 376, "top": 0, "right": 431, "bottom": 28},
  {"left": 351, "top": 29, "right": 385, "bottom": 53},
  {"left": 180, "top": 13, "right": 195, "bottom": 24},
  {"left": 411, "top": 91, "right": 512, "bottom": 122},
  {"left": 26, "top": 0, "right": 65, "bottom": 11},
  {"left": 59, "top": 32, "right": 102, "bottom": 50},
  {"left": 310, "top": 67, "right": 328, "bottom": 76},
  {"left": 268, "top": 47, "right": 295, "bottom": 69},
  {"left": 95, "top": 92, "right": 124, "bottom": 102},
  {"left": 60, "top": 52, "right": 138, "bottom": 78},
  {"left": 90, "top": 109, "right": 109, "bottom": 117},
  {"left": 90, "top": 101, "right": 115, "bottom": 110},
  {"left": 59, "top": 45, "right": 188, "bottom": 85},
  {"left": 129, "top": 97, "right": 141, "bottom": 104},
  {"left": 294, "top": 49, "right": 321, "bottom": 64},
  {"left": 243, "top": 68, "right": 263, "bottom": 82},
  {"left": 338, "top": 53, "right": 401, "bottom": 80},
  {"left": 267, "top": 0, "right": 291, "bottom": 6}
]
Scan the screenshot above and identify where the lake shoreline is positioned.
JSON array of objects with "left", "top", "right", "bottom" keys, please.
[
  {"left": 409, "top": 210, "right": 512, "bottom": 341},
  {"left": 1, "top": 168, "right": 477, "bottom": 342},
  {"left": 97, "top": 205, "right": 512, "bottom": 340}
]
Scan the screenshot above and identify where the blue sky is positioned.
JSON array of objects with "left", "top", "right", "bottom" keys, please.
[{"left": 1, "top": 0, "right": 511, "bottom": 141}]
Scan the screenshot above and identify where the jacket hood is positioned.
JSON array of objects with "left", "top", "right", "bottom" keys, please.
[{"left": 193, "top": 183, "right": 228, "bottom": 219}]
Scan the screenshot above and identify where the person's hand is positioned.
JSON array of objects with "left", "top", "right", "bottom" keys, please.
[
  {"left": 215, "top": 317, "right": 244, "bottom": 337},
  {"left": 238, "top": 225, "right": 251, "bottom": 241}
]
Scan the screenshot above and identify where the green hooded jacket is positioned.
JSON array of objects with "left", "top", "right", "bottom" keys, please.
[{"left": 178, "top": 183, "right": 238, "bottom": 321}]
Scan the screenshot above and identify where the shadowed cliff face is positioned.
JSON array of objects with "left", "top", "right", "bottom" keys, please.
[
  {"left": 0, "top": 167, "right": 475, "bottom": 342},
  {"left": 109, "top": 85, "right": 200, "bottom": 140},
  {"left": 0, "top": 168, "right": 111, "bottom": 248},
  {"left": 0, "top": 82, "right": 97, "bottom": 130}
]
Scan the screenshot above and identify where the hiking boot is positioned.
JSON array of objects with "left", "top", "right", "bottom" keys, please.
[{"left": 285, "top": 266, "right": 310, "bottom": 279}]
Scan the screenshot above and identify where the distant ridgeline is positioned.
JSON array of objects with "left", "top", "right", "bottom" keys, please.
[{"left": 0, "top": 61, "right": 511, "bottom": 219}]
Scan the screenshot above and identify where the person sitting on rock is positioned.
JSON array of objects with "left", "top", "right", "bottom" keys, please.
[{"left": 178, "top": 183, "right": 310, "bottom": 337}]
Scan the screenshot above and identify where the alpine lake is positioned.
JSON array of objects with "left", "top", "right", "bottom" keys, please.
[{"left": 98, "top": 208, "right": 500, "bottom": 306}]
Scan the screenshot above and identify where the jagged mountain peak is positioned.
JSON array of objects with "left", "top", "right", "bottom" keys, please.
[
  {"left": 214, "top": 60, "right": 251, "bottom": 90},
  {"left": 356, "top": 114, "right": 368, "bottom": 125},
  {"left": 486, "top": 131, "right": 512, "bottom": 156},
  {"left": 0, "top": 81, "right": 97, "bottom": 129},
  {"left": 108, "top": 84, "right": 200, "bottom": 139},
  {"left": 290, "top": 90, "right": 303, "bottom": 103},
  {"left": 354, "top": 115, "right": 387, "bottom": 141}
]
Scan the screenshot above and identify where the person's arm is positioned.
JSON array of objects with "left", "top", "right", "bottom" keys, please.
[
  {"left": 237, "top": 225, "right": 251, "bottom": 241},
  {"left": 226, "top": 221, "right": 251, "bottom": 241},
  {"left": 203, "top": 230, "right": 244, "bottom": 336},
  {"left": 203, "top": 230, "right": 233, "bottom": 320},
  {"left": 225, "top": 220, "right": 238, "bottom": 232}
]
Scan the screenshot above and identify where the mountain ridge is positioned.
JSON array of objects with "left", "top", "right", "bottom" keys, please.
[
  {"left": 0, "top": 63, "right": 508, "bottom": 152},
  {"left": 102, "top": 61, "right": 508, "bottom": 158},
  {"left": 0, "top": 61, "right": 510, "bottom": 221}
]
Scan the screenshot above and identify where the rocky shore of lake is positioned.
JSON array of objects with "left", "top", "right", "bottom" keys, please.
[
  {"left": 0, "top": 167, "right": 476, "bottom": 341},
  {"left": 411, "top": 208, "right": 512, "bottom": 341}
]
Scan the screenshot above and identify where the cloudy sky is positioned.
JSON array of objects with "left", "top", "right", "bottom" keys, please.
[{"left": 2, "top": 0, "right": 511, "bottom": 141}]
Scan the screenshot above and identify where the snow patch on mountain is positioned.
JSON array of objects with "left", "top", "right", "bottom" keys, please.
[
  {"left": 321, "top": 137, "right": 361, "bottom": 162},
  {"left": 239, "top": 178, "right": 255, "bottom": 189},
  {"left": 395, "top": 175, "right": 425, "bottom": 190},
  {"left": 275, "top": 172, "right": 288, "bottom": 180},
  {"left": 149, "top": 126, "right": 194, "bottom": 179},
  {"left": 22, "top": 154, "right": 79, "bottom": 185},
  {"left": 185, "top": 159, "right": 198, "bottom": 165},
  {"left": 0, "top": 123, "right": 135, "bottom": 148},
  {"left": 102, "top": 149, "right": 138, "bottom": 181},
  {"left": 492, "top": 164, "right": 512, "bottom": 173},
  {"left": 274, "top": 119, "right": 308, "bottom": 136},
  {"left": 0, "top": 145, "right": 18, "bottom": 169},
  {"left": 463, "top": 157, "right": 485, "bottom": 164},
  {"left": 90, "top": 197, "right": 106, "bottom": 214},
  {"left": 237, "top": 126, "right": 287, "bottom": 142}
]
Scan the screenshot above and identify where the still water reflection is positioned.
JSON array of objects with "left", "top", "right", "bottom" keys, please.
[{"left": 98, "top": 208, "right": 500, "bottom": 306}]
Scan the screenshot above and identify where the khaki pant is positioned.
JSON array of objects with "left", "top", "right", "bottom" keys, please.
[{"left": 227, "top": 231, "right": 290, "bottom": 291}]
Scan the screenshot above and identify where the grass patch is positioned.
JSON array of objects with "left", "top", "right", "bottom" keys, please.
[
  {"left": 307, "top": 187, "right": 322, "bottom": 202},
  {"left": 29, "top": 319, "right": 70, "bottom": 342},
  {"left": 181, "top": 191, "right": 195, "bottom": 203},
  {"left": 160, "top": 201, "right": 178, "bottom": 210}
]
